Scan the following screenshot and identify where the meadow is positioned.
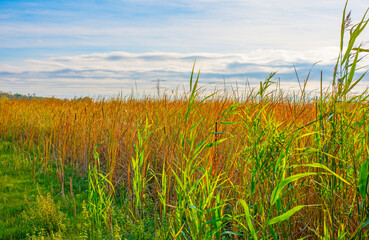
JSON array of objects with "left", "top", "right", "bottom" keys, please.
[{"left": 1, "top": 2, "right": 369, "bottom": 239}]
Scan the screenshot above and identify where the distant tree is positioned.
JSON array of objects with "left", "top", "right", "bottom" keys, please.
[{"left": 0, "top": 91, "right": 45, "bottom": 100}]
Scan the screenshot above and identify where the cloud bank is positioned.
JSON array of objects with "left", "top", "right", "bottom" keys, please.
[{"left": 1, "top": 48, "right": 368, "bottom": 98}]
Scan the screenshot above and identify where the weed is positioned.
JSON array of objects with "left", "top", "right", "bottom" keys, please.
[{"left": 22, "top": 193, "right": 66, "bottom": 236}]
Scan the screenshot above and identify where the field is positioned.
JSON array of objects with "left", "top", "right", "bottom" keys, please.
[{"left": 1, "top": 3, "right": 369, "bottom": 240}]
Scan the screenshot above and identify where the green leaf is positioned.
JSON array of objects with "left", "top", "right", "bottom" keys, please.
[
  {"left": 271, "top": 172, "right": 316, "bottom": 205},
  {"left": 362, "top": 219, "right": 369, "bottom": 228},
  {"left": 353, "top": 47, "right": 369, "bottom": 53},
  {"left": 220, "top": 121, "right": 239, "bottom": 125},
  {"left": 193, "top": 91, "right": 218, "bottom": 109},
  {"left": 267, "top": 205, "right": 306, "bottom": 225},
  {"left": 296, "top": 236, "right": 311, "bottom": 240},
  {"left": 222, "top": 230, "right": 243, "bottom": 236},
  {"left": 204, "top": 138, "right": 228, "bottom": 149},
  {"left": 300, "top": 163, "right": 350, "bottom": 185},
  {"left": 346, "top": 70, "right": 368, "bottom": 93},
  {"left": 189, "top": 118, "right": 203, "bottom": 131},
  {"left": 344, "top": 48, "right": 360, "bottom": 91},
  {"left": 340, "top": 1, "right": 348, "bottom": 51},
  {"left": 190, "top": 60, "right": 196, "bottom": 91},
  {"left": 238, "top": 199, "right": 258, "bottom": 240},
  {"left": 342, "top": 10, "right": 369, "bottom": 64},
  {"left": 358, "top": 157, "right": 369, "bottom": 199},
  {"left": 195, "top": 140, "right": 206, "bottom": 149}
]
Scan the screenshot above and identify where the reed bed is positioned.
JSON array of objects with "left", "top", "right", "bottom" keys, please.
[{"left": 1, "top": 2, "right": 369, "bottom": 239}]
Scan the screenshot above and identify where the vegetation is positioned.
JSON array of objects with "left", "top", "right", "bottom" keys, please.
[
  {"left": 1, "top": 2, "right": 369, "bottom": 239},
  {"left": 0, "top": 91, "right": 45, "bottom": 100}
]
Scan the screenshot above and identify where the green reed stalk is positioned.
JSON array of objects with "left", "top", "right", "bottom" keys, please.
[
  {"left": 87, "top": 145, "right": 115, "bottom": 235},
  {"left": 131, "top": 120, "right": 153, "bottom": 219}
]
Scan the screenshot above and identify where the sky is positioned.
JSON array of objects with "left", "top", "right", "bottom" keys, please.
[{"left": 0, "top": 0, "right": 369, "bottom": 98}]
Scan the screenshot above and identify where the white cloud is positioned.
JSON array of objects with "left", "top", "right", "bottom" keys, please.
[
  {"left": 2, "top": 49, "right": 366, "bottom": 98},
  {"left": 0, "top": 48, "right": 340, "bottom": 73}
]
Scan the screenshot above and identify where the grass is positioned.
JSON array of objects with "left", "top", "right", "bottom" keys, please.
[
  {"left": 0, "top": 141, "right": 33, "bottom": 239},
  {"left": 0, "top": 141, "right": 62, "bottom": 239},
  {"left": 1, "top": 1, "right": 369, "bottom": 239},
  {"left": 0, "top": 140, "right": 91, "bottom": 239}
]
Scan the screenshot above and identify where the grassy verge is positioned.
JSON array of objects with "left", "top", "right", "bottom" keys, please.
[
  {"left": 0, "top": 141, "right": 172, "bottom": 239},
  {"left": 0, "top": 141, "right": 90, "bottom": 239},
  {"left": 0, "top": 141, "right": 35, "bottom": 239}
]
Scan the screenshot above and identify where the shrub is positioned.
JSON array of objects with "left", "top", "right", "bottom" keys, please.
[{"left": 23, "top": 193, "right": 66, "bottom": 236}]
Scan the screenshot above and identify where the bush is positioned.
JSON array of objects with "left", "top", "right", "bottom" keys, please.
[{"left": 23, "top": 193, "right": 66, "bottom": 236}]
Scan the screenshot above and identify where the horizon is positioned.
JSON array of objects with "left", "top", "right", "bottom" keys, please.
[{"left": 1, "top": 0, "right": 369, "bottom": 98}]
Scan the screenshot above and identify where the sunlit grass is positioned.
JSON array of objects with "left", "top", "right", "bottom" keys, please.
[{"left": 1, "top": 1, "right": 369, "bottom": 239}]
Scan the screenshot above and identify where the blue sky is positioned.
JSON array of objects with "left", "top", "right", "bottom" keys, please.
[{"left": 0, "top": 0, "right": 368, "bottom": 97}]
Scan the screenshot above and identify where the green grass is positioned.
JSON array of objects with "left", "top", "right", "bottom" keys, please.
[
  {"left": 0, "top": 141, "right": 47, "bottom": 239},
  {"left": 0, "top": 141, "right": 89, "bottom": 239},
  {"left": 0, "top": 140, "right": 172, "bottom": 239}
]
